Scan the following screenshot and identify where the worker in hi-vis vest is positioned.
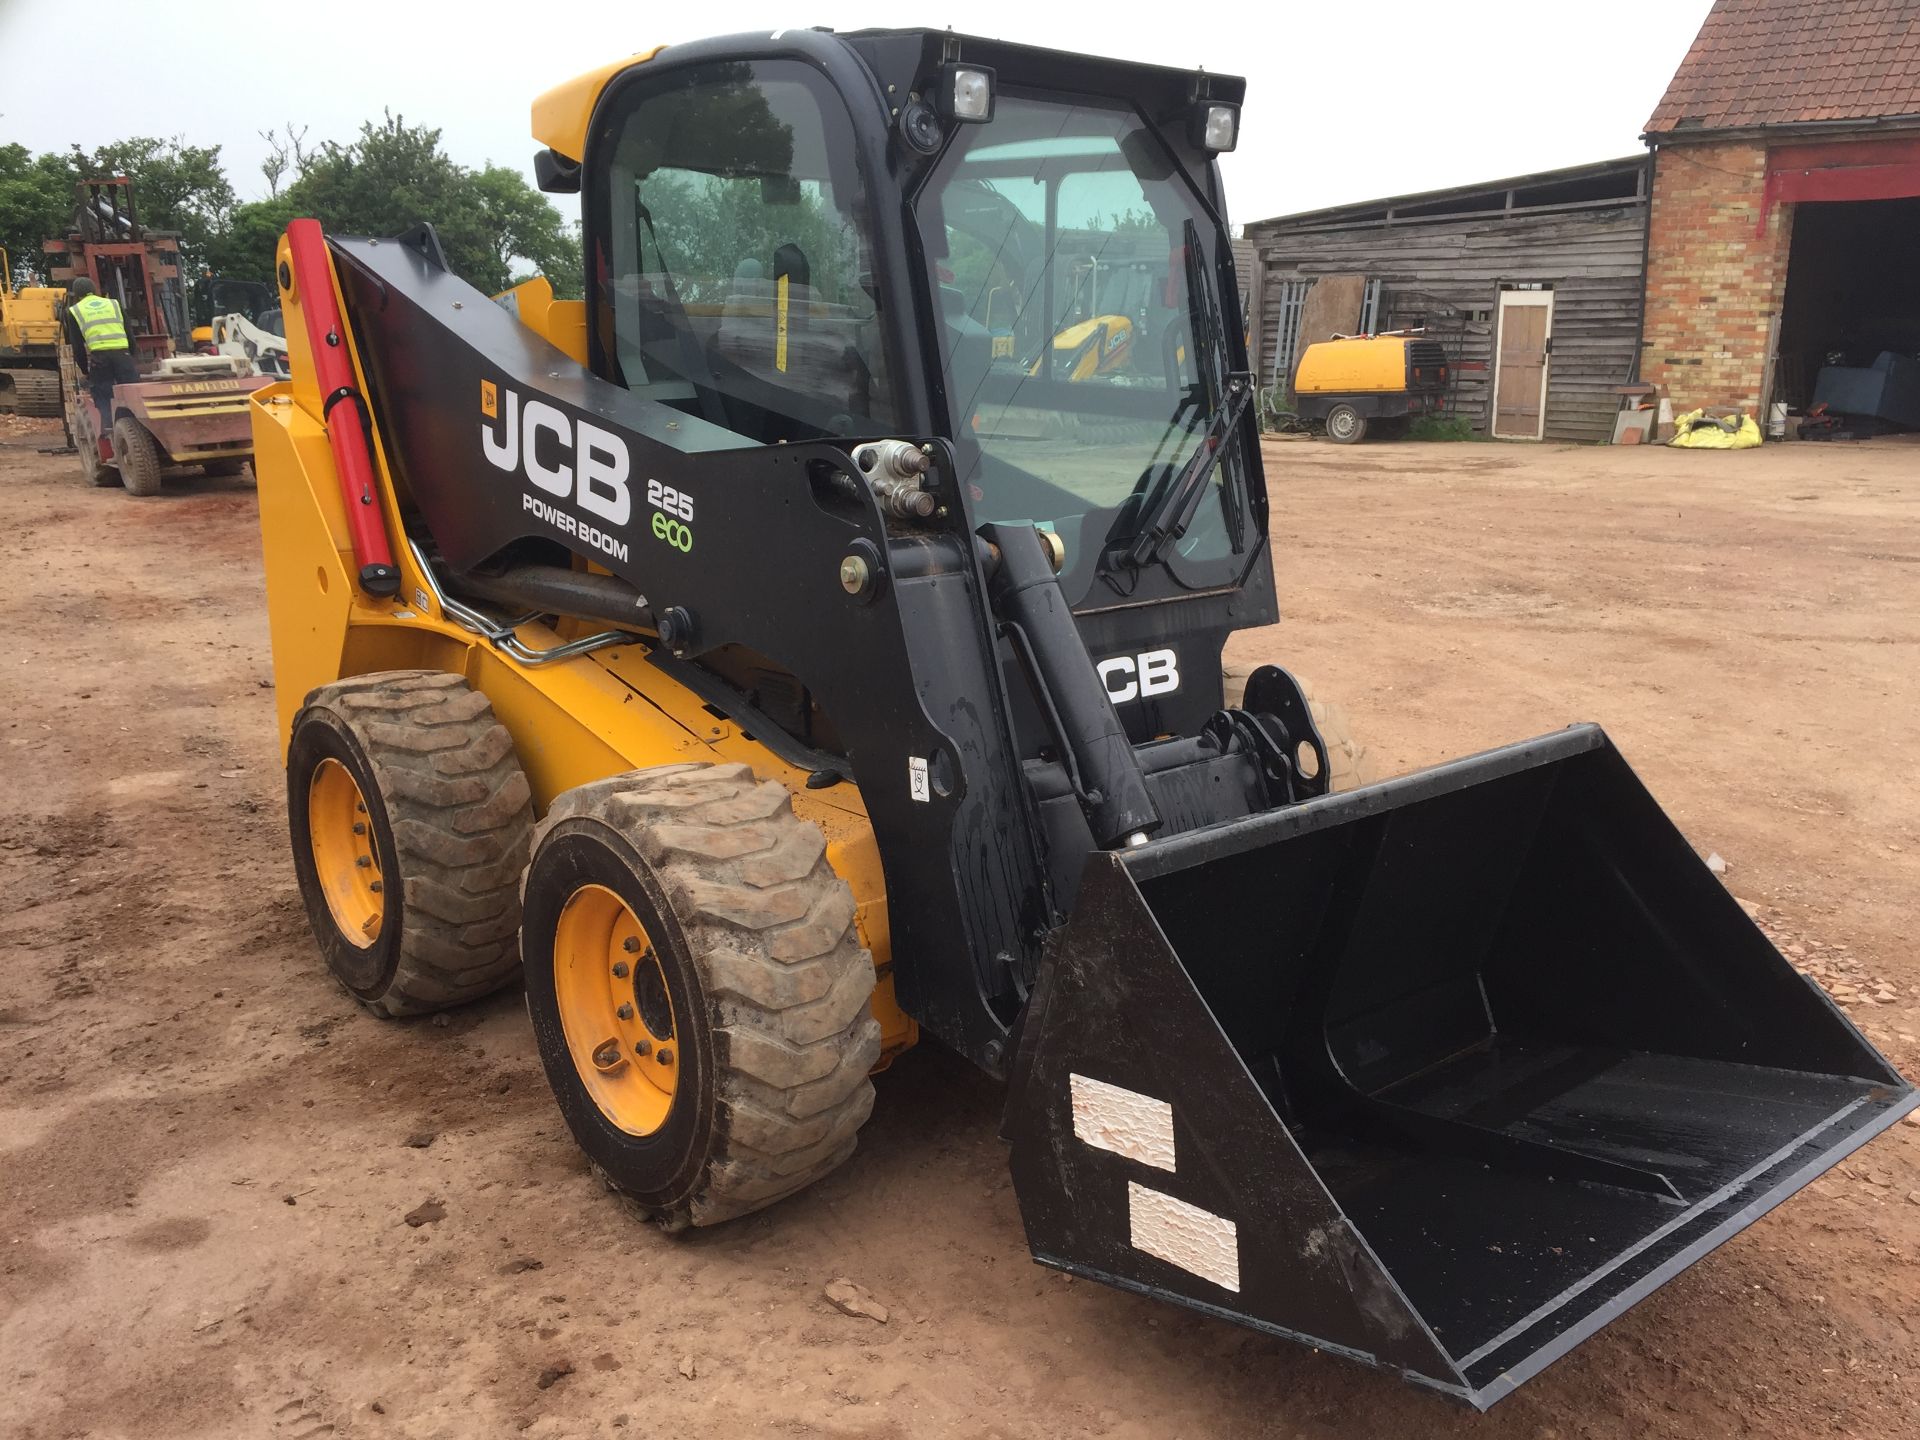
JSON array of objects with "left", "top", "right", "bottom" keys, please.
[{"left": 62, "top": 277, "right": 140, "bottom": 438}]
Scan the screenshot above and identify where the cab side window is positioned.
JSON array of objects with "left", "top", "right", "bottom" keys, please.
[{"left": 593, "top": 60, "right": 897, "bottom": 444}]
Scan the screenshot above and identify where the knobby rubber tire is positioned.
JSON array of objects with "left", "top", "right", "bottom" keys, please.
[
  {"left": 1222, "top": 665, "right": 1374, "bottom": 792},
  {"left": 287, "top": 671, "right": 535, "bottom": 1016},
  {"left": 111, "top": 416, "right": 164, "bottom": 497},
  {"left": 522, "top": 762, "right": 881, "bottom": 1229}
]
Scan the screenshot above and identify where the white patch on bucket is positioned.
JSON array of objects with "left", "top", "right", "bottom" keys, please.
[
  {"left": 1128, "top": 1182, "right": 1240, "bottom": 1293},
  {"left": 1070, "top": 1073, "right": 1176, "bottom": 1172}
]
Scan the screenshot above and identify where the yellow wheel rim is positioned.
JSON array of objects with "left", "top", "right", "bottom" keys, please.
[
  {"left": 307, "top": 757, "right": 384, "bottom": 948},
  {"left": 553, "top": 884, "right": 679, "bottom": 1136}
]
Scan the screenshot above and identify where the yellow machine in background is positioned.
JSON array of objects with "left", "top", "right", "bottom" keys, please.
[
  {"left": 1292, "top": 331, "right": 1451, "bottom": 443},
  {"left": 1046, "top": 313, "right": 1133, "bottom": 381},
  {"left": 0, "top": 251, "right": 65, "bottom": 417}
]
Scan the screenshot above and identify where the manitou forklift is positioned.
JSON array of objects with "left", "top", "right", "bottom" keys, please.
[
  {"left": 249, "top": 29, "right": 1914, "bottom": 1409},
  {"left": 50, "top": 180, "right": 265, "bottom": 492}
]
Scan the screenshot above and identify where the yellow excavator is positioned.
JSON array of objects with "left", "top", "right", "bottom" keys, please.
[
  {"left": 250, "top": 29, "right": 1914, "bottom": 1409},
  {"left": 0, "top": 251, "right": 65, "bottom": 417}
]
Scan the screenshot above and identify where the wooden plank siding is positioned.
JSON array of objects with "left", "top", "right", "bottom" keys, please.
[
  {"left": 1245, "top": 198, "right": 1648, "bottom": 444},
  {"left": 1228, "top": 237, "right": 1261, "bottom": 385}
]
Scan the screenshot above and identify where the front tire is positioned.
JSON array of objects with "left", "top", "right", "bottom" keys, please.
[
  {"left": 522, "top": 763, "right": 881, "bottom": 1229},
  {"left": 112, "top": 416, "right": 165, "bottom": 496},
  {"left": 287, "top": 671, "right": 535, "bottom": 1015},
  {"left": 1324, "top": 403, "right": 1368, "bottom": 445}
]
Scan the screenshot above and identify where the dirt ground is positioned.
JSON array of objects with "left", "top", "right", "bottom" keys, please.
[{"left": 3, "top": 418, "right": 1918, "bottom": 1440}]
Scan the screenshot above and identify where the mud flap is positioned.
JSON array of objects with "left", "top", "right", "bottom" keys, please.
[{"left": 1002, "top": 724, "right": 1916, "bottom": 1408}]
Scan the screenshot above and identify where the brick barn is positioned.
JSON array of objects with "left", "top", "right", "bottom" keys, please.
[{"left": 1641, "top": 0, "right": 1920, "bottom": 419}]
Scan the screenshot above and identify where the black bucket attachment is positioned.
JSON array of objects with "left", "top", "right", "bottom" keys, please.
[{"left": 1003, "top": 724, "right": 1915, "bottom": 1408}]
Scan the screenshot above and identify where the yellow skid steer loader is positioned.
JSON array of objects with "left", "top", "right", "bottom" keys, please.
[{"left": 250, "top": 29, "right": 1915, "bottom": 1409}]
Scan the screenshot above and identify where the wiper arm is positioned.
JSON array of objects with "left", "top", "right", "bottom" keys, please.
[{"left": 1121, "top": 371, "right": 1252, "bottom": 569}]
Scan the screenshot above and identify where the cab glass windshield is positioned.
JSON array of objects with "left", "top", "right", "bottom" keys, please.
[{"left": 913, "top": 92, "right": 1248, "bottom": 590}]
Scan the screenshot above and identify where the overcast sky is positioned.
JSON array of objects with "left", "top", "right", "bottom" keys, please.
[{"left": 0, "top": 0, "right": 1715, "bottom": 226}]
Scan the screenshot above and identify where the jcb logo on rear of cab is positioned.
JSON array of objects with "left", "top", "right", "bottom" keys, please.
[{"left": 1099, "top": 649, "right": 1179, "bottom": 703}]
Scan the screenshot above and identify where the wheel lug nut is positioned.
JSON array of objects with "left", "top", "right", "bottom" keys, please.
[
  {"left": 633, "top": 1038, "right": 651, "bottom": 1057},
  {"left": 369, "top": 881, "right": 383, "bottom": 893},
  {"left": 616, "top": 1002, "right": 634, "bottom": 1021},
  {"left": 657, "top": 1046, "right": 674, "bottom": 1067},
  {"left": 353, "top": 822, "right": 366, "bottom": 835},
  {"left": 356, "top": 855, "right": 371, "bottom": 868},
  {"left": 622, "top": 936, "right": 641, "bottom": 953},
  {"left": 612, "top": 961, "right": 629, "bottom": 978},
  {"left": 356, "top": 801, "right": 367, "bottom": 814}
]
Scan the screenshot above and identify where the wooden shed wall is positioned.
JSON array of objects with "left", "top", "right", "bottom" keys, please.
[{"left": 1245, "top": 203, "right": 1648, "bottom": 444}]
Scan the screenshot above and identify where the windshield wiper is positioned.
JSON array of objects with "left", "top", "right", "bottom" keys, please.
[
  {"left": 1112, "top": 220, "right": 1251, "bottom": 571},
  {"left": 1120, "top": 370, "right": 1252, "bottom": 569}
]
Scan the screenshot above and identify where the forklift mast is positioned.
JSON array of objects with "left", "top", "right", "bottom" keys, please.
[{"left": 45, "top": 179, "right": 190, "bottom": 364}]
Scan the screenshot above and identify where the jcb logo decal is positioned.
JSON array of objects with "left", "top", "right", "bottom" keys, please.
[
  {"left": 1099, "top": 649, "right": 1179, "bottom": 703},
  {"left": 480, "top": 381, "right": 631, "bottom": 526}
]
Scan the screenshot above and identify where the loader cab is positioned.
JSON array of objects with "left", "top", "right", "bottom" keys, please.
[{"left": 566, "top": 29, "right": 1274, "bottom": 741}]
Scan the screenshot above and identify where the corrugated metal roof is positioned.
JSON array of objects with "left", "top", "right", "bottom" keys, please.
[
  {"left": 1647, "top": 0, "right": 1920, "bottom": 135},
  {"left": 1244, "top": 156, "right": 1645, "bottom": 235}
]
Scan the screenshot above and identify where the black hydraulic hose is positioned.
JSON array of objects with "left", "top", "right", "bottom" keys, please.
[{"left": 449, "top": 564, "right": 657, "bottom": 636}]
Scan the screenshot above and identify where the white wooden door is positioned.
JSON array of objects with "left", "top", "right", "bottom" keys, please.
[{"left": 1492, "top": 291, "right": 1554, "bottom": 440}]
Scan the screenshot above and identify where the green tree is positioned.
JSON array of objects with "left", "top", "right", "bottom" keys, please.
[
  {"left": 0, "top": 143, "right": 79, "bottom": 285},
  {"left": 473, "top": 163, "right": 580, "bottom": 299},
  {"left": 283, "top": 113, "right": 579, "bottom": 298},
  {"left": 78, "top": 136, "right": 236, "bottom": 273},
  {"left": 202, "top": 195, "right": 298, "bottom": 283}
]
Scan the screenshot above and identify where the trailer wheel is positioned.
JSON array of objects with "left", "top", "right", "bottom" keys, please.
[
  {"left": 286, "top": 671, "right": 535, "bottom": 1016},
  {"left": 111, "top": 416, "right": 165, "bottom": 497},
  {"left": 522, "top": 763, "right": 881, "bottom": 1229},
  {"left": 1324, "top": 403, "right": 1368, "bottom": 445},
  {"left": 1222, "top": 666, "right": 1373, "bottom": 791}
]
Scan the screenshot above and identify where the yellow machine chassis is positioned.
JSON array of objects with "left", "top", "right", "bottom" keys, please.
[{"left": 252, "top": 238, "right": 915, "bottom": 1065}]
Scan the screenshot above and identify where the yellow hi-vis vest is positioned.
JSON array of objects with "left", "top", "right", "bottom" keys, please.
[{"left": 70, "top": 293, "right": 130, "bottom": 352}]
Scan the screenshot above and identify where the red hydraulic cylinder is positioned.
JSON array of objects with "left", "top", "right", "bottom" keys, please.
[{"left": 284, "top": 217, "right": 400, "bottom": 596}]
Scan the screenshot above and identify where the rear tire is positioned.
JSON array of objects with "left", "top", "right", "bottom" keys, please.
[
  {"left": 287, "top": 671, "right": 535, "bottom": 1016},
  {"left": 1324, "top": 403, "right": 1368, "bottom": 445},
  {"left": 112, "top": 416, "right": 165, "bottom": 496},
  {"left": 1222, "top": 665, "right": 1373, "bottom": 791},
  {"left": 522, "top": 763, "right": 881, "bottom": 1229}
]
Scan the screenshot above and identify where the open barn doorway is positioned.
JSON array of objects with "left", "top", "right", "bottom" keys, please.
[{"left": 1774, "top": 197, "right": 1920, "bottom": 430}]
